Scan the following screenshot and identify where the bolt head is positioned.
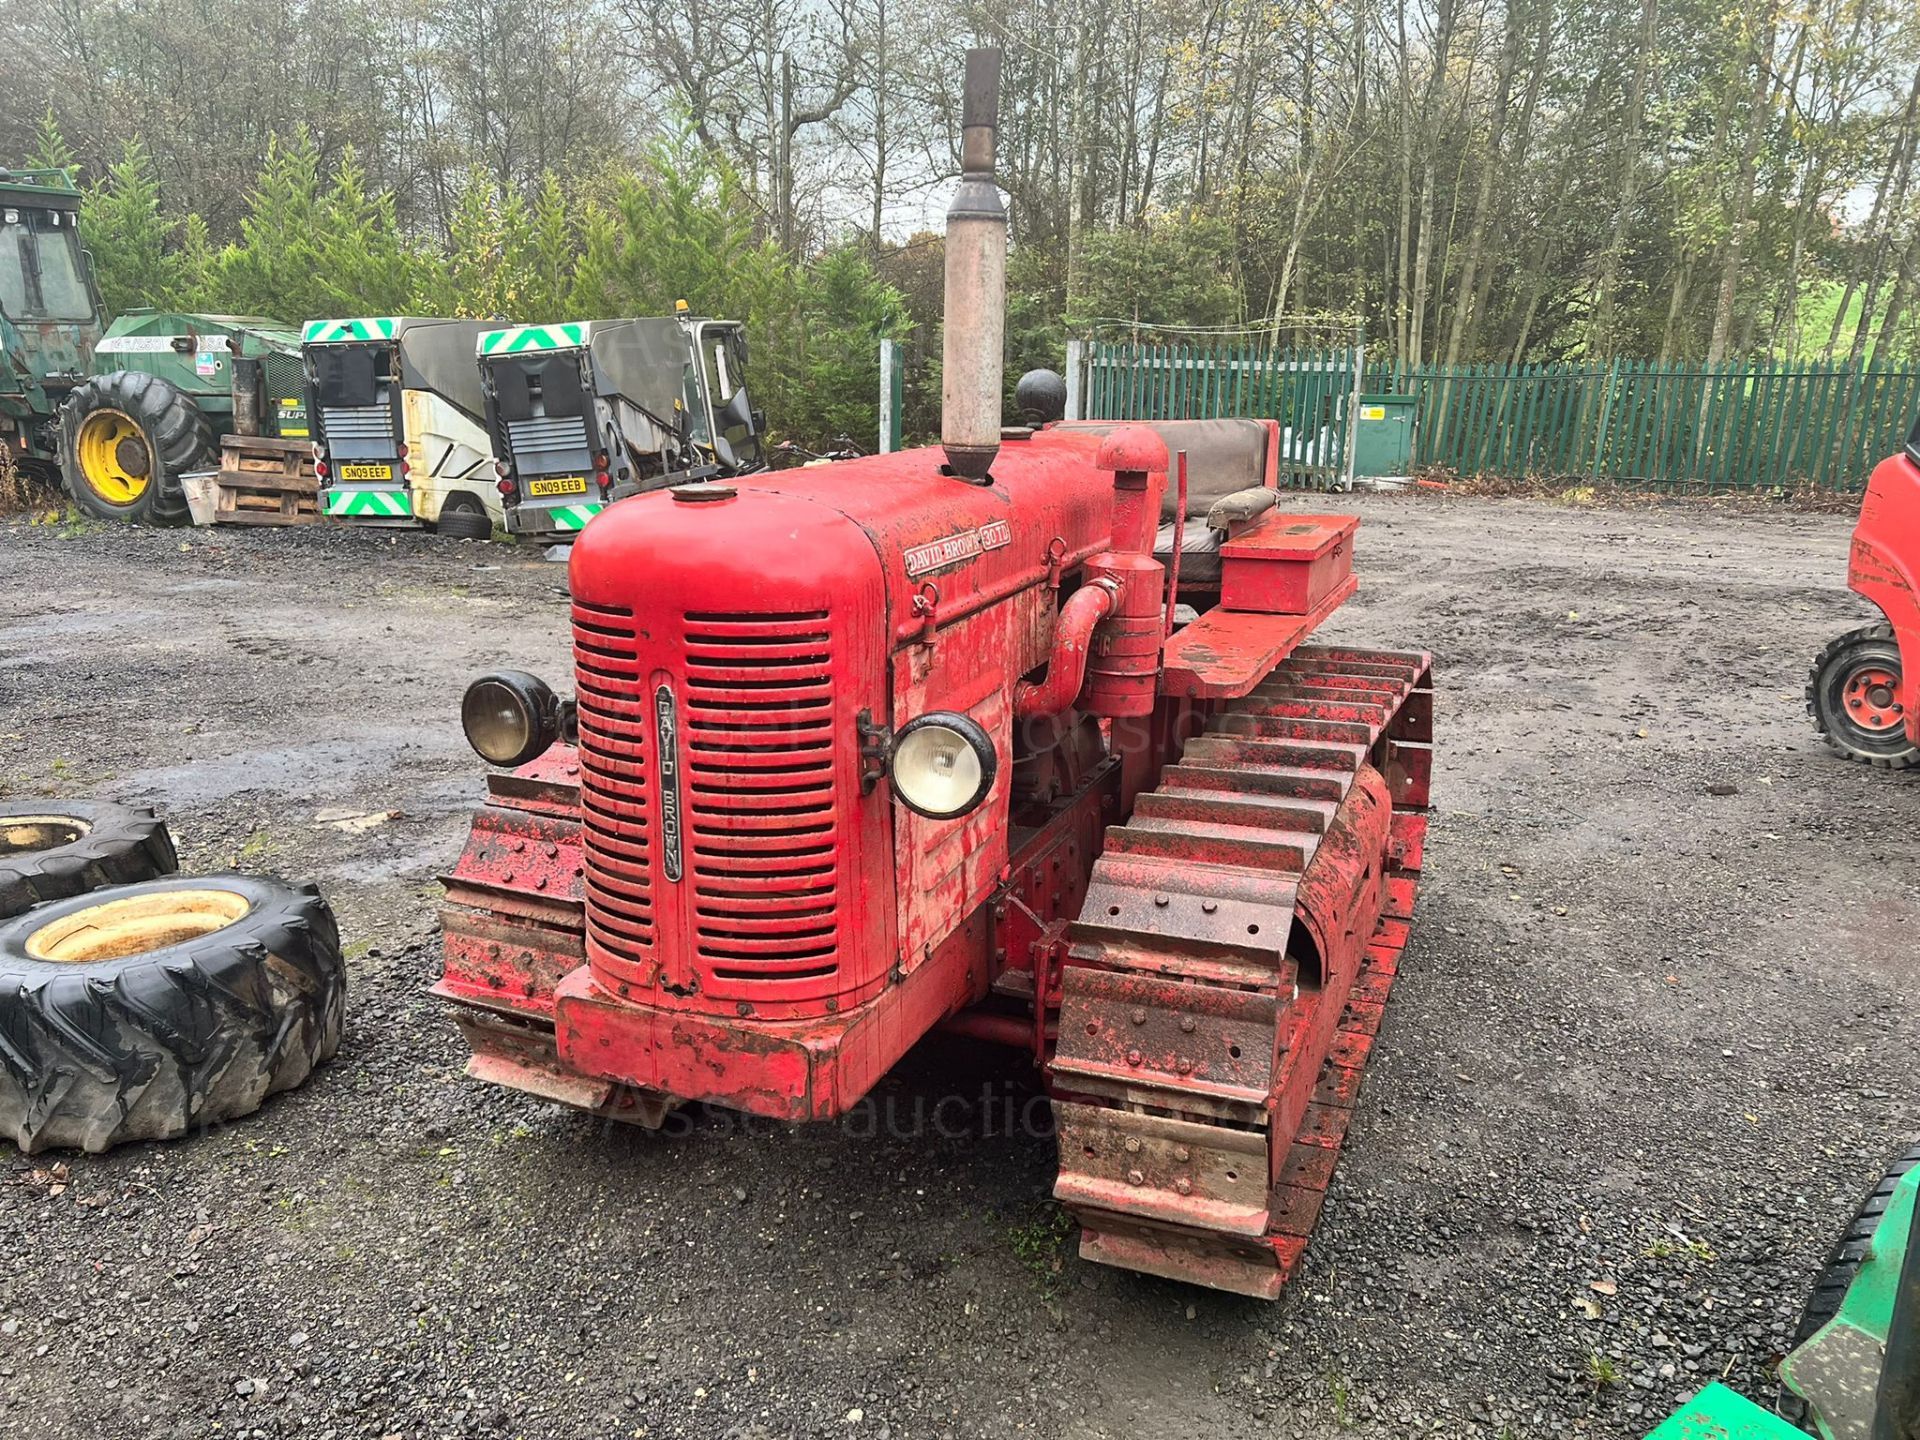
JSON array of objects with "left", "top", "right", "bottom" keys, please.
[
  {"left": 1125, "top": 1048, "right": 1142, "bottom": 1066},
  {"left": 1174, "top": 1146, "right": 1191, "bottom": 1162},
  {"left": 1126, "top": 1169, "right": 1145, "bottom": 1186},
  {"left": 1174, "top": 1178, "right": 1192, "bottom": 1196},
  {"left": 1124, "top": 1137, "right": 1141, "bottom": 1153},
  {"left": 1201, "top": 899, "right": 1218, "bottom": 914},
  {"left": 1178, "top": 1015, "right": 1197, "bottom": 1033},
  {"left": 1153, "top": 893, "right": 1171, "bottom": 908},
  {"left": 1130, "top": 1008, "right": 1148, "bottom": 1025}
]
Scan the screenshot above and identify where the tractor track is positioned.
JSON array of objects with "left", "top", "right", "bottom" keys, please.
[{"left": 1050, "top": 644, "right": 1432, "bottom": 1297}]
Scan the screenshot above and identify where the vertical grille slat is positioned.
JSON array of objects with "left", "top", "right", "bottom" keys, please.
[{"left": 572, "top": 602, "right": 654, "bottom": 951}]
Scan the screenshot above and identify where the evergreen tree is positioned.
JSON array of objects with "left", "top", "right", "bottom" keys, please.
[{"left": 79, "top": 142, "right": 177, "bottom": 314}]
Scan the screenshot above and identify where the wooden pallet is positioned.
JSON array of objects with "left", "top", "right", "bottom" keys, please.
[{"left": 215, "top": 435, "right": 319, "bottom": 526}]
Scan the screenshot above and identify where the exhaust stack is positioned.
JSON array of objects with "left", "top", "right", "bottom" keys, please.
[{"left": 941, "top": 47, "right": 1007, "bottom": 481}]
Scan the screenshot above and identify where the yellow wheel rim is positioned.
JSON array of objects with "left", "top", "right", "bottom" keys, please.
[
  {"left": 75, "top": 408, "right": 153, "bottom": 505},
  {"left": 26, "top": 888, "right": 251, "bottom": 963}
]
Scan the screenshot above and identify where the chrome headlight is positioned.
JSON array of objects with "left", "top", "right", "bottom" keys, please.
[
  {"left": 890, "top": 712, "right": 996, "bottom": 819},
  {"left": 461, "top": 670, "right": 560, "bottom": 767}
]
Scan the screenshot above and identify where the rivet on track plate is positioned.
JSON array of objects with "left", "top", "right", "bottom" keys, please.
[
  {"left": 1153, "top": 893, "right": 1170, "bottom": 907},
  {"left": 1127, "top": 1170, "right": 1145, "bottom": 1186},
  {"left": 1124, "top": 1137, "right": 1141, "bottom": 1154},
  {"left": 1177, "top": 1059, "right": 1192, "bottom": 1074},
  {"left": 1126, "top": 1049, "right": 1142, "bottom": 1066},
  {"left": 544, "top": 843, "right": 558, "bottom": 858},
  {"left": 534, "top": 876, "right": 548, "bottom": 890},
  {"left": 1178, "top": 1016, "right": 1197, "bottom": 1033},
  {"left": 1130, "top": 1008, "right": 1147, "bottom": 1025},
  {"left": 1174, "top": 1179, "right": 1192, "bottom": 1196},
  {"left": 1174, "top": 1146, "right": 1190, "bottom": 1162},
  {"left": 512, "top": 839, "right": 526, "bottom": 853},
  {"left": 503, "top": 870, "right": 515, "bottom": 882}
]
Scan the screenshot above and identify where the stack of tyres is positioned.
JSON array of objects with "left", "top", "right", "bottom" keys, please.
[{"left": 0, "top": 800, "right": 346, "bottom": 1153}]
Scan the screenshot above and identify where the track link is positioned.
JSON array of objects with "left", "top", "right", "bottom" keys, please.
[{"left": 1048, "top": 643, "right": 1433, "bottom": 1298}]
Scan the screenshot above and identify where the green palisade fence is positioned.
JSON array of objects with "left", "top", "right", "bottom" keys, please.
[
  {"left": 1081, "top": 342, "right": 1360, "bottom": 484},
  {"left": 1076, "top": 345, "right": 1920, "bottom": 492}
]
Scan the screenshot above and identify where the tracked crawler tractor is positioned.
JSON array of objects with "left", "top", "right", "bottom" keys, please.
[{"left": 435, "top": 50, "right": 1431, "bottom": 1298}]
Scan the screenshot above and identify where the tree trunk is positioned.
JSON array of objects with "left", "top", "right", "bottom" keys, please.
[
  {"left": 1443, "top": 0, "right": 1523, "bottom": 365},
  {"left": 1705, "top": 0, "right": 1778, "bottom": 365},
  {"left": 1591, "top": 0, "right": 1659, "bottom": 357}
]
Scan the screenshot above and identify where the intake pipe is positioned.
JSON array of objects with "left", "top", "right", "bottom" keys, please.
[{"left": 941, "top": 47, "right": 1006, "bottom": 481}]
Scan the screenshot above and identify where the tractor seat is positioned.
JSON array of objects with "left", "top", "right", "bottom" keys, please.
[{"left": 1152, "top": 487, "right": 1280, "bottom": 589}]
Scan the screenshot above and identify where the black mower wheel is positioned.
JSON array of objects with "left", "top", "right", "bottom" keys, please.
[
  {"left": 0, "top": 800, "right": 179, "bottom": 919},
  {"left": 436, "top": 500, "right": 493, "bottom": 540},
  {"left": 0, "top": 873, "right": 346, "bottom": 1153},
  {"left": 1808, "top": 623, "right": 1918, "bottom": 768},
  {"left": 60, "top": 371, "right": 216, "bottom": 526},
  {"left": 1779, "top": 1141, "right": 1920, "bottom": 1430}
]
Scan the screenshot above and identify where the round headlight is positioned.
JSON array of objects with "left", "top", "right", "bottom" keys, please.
[
  {"left": 461, "top": 670, "right": 560, "bottom": 767},
  {"left": 890, "top": 712, "right": 996, "bottom": 819}
]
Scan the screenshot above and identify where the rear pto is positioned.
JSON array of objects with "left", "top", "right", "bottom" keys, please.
[
  {"left": 1809, "top": 414, "right": 1920, "bottom": 768},
  {"left": 478, "top": 312, "right": 765, "bottom": 542},
  {"left": 304, "top": 317, "right": 500, "bottom": 537},
  {"left": 435, "top": 50, "right": 1432, "bottom": 1297}
]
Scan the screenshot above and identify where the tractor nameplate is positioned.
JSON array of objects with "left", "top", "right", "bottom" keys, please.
[
  {"left": 654, "top": 684, "right": 683, "bottom": 882},
  {"left": 903, "top": 519, "right": 1012, "bottom": 578}
]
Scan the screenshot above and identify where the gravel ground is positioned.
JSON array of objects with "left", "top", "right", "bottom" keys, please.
[{"left": 0, "top": 496, "right": 1915, "bottom": 1440}]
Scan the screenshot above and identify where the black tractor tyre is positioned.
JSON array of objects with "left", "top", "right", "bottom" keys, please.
[
  {"left": 60, "top": 371, "right": 217, "bottom": 526},
  {"left": 1807, "top": 623, "right": 1919, "bottom": 768},
  {"left": 0, "top": 800, "right": 179, "bottom": 919},
  {"left": 0, "top": 873, "right": 346, "bottom": 1153},
  {"left": 1779, "top": 1141, "right": 1920, "bottom": 1431},
  {"left": 436, "top": 499, "right": 493, "bottom": 540}
]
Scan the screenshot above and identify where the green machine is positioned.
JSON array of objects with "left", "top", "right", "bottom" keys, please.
[
  {"left": 1645, "top": 1146, "right": 1920, "bottom": 1440},
  {"left": 0, "top": 163, "right": 306, "bottom": 525}
]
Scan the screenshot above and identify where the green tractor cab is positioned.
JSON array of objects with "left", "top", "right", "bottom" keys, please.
[
  {"left": 0, "top": 166, "right": 99, "bottom": 476},
  {"left": 303, "top": 317, "right": 499, "bottom": 536},
  {"left": 0, "top": 159, "right": 305, "bottom": 525},
  {"left": 477, "top": 313, "right": 765, "bottom": 543}
]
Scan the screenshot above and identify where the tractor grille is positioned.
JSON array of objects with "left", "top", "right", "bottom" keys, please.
[
  {"left": 507, "top": 414, "right": 592, "bottom": 477},
  {"left": 681, "top": 611, "right": 840, "bottom": 984},
  {"left": 320, "top": 401, "right": 397, "bottom": 461},
  {"left": 572, "top": 600, "right": 656, "bottom": 958}
]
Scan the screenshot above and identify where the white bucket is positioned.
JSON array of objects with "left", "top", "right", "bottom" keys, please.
[{"left": 179, "top": 470, "right": 220, "bottom": 526}]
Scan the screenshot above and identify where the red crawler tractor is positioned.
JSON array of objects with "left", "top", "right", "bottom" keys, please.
[
  {"left": 1809, "top": 414, "right": 1920, "bottom": 769},
  {"left": 434, "top": 50, "right": 1432, "bottom": 1298}
]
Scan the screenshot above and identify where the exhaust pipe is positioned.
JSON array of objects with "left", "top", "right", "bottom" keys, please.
[{"left": 941, "top": 47, "right": 1006, "bottom": 482}]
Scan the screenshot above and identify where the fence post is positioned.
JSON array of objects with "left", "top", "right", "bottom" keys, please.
[
  {"left": 1342, "top": 337, "right": 1365, "bottom": 489},
  {"left": 1064, "top": 339, "right": 1085, "bottom": 420},
  {"left": 877, "top": 339, "right": 903, "bottom": 453}
]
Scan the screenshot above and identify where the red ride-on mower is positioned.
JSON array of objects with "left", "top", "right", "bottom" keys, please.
[{"left": 1810, "top": 414, "right": 1920, "bottom": 768}]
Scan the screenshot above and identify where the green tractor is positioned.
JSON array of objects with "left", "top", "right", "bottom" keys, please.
[{"left": 0, "top": 163, "right": 306, "bottom": 524}]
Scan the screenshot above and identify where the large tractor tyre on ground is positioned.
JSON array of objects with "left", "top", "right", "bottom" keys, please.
[
  {"left": 1779, "top": 1141, "right": 1920, "bottom": 1430},
  {"left": 1808, "top": 623, "right": 1918, "bottom": 769},
  {"left": 435, "top": 500, "right": 493, "bottom": 541},
  {"left": 59, "top": 371, "right": 217, "bottom": 526},
  {"left": 0, "top": 800, "right": 179, "bottom": 919},
  {"left": 0, "top": 873, "right": 346, "bottom": 1153}
]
